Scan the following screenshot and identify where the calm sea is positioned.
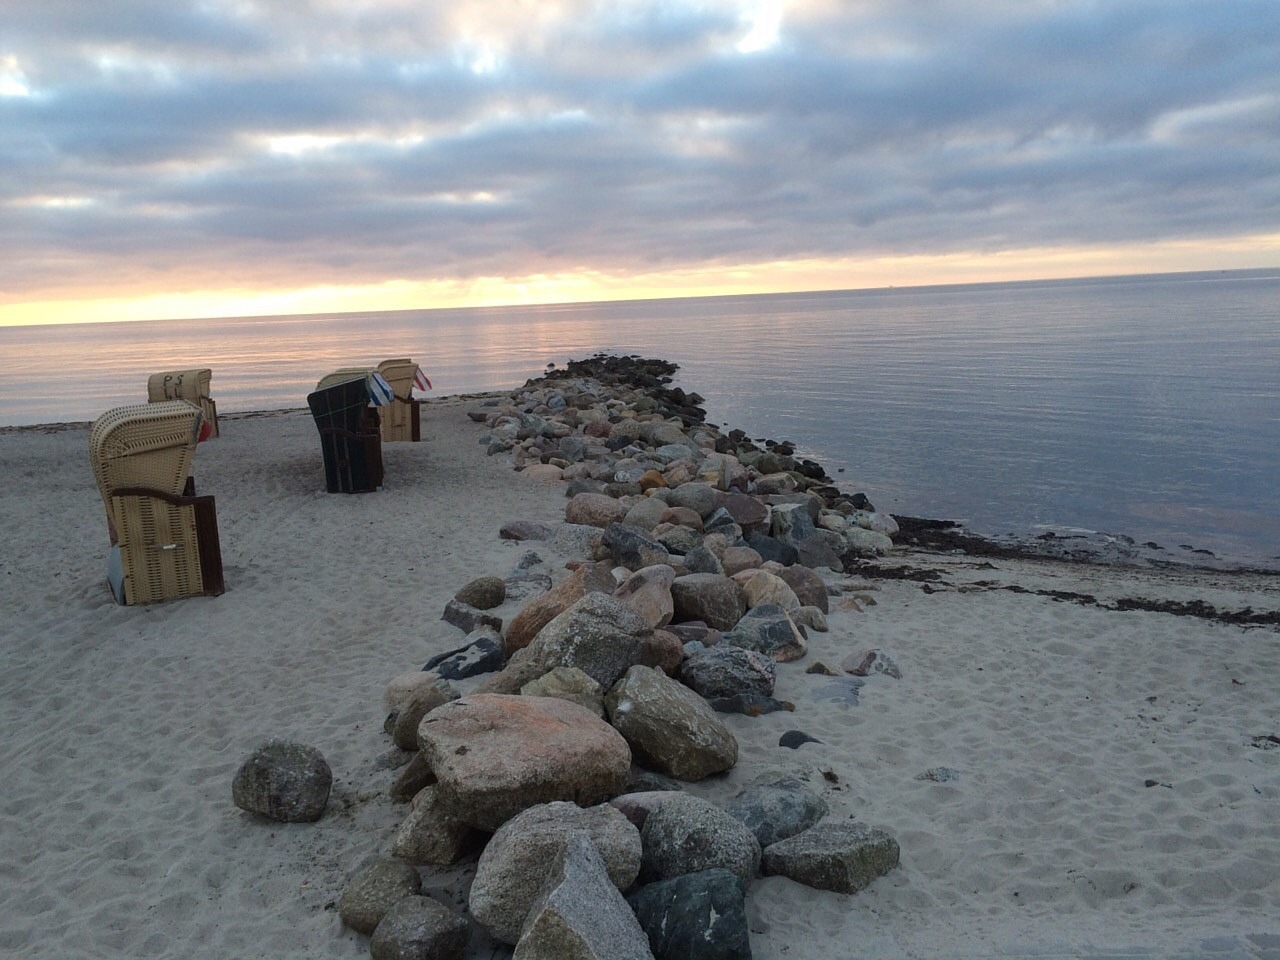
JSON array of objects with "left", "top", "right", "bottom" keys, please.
[{"left": 3, "top": 269, "right": 1278, "bottom": 561}]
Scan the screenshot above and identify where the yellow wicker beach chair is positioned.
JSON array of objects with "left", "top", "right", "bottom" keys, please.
[
  {"left": 147, "top": 368, "right": 219, "bottom": 438},
  {"left": 89, "top": 401, "right": 225, "bottom": 605},
  {"left": 376, "top": 358, "right": 426, "bottom": 442}
]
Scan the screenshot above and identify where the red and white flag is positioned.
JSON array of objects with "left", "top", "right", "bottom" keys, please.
[{"left": 412, "top": 366, "right": 432, "bottom": 392}]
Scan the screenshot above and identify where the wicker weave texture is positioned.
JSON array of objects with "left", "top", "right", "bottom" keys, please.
[{"left": 147, "top": 368, "right": 218, "bottom": 437}]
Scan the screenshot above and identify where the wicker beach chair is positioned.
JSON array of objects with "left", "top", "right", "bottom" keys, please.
[
  {"left": 375, "top": 358, "right": 426, "bottom": 442},
  {"left": 89, "top": 401, "right": 225, "bottom": 605},
  {"left": 307, "top": 376, "right": 385, "bottom": 493},
  {"left": 147, "top": 368, "right": 219, "bottom": 438}
]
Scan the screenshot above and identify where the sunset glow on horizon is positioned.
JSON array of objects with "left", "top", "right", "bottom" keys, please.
[{"left": 4, "top": 1, "right": 1278, "bottom": 329}]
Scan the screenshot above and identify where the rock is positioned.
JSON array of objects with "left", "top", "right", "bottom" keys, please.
[
  {"left": 521, "top": 463, "right": 565, "bottom": 482},
  {"left": 761, "top": 822, "right": 900, "bottom": 894},
  {"left": 724, "top": 778, "right": 828, "bottom": 848},
  {"left": 471, "top": 801, "right": 642, "bottom": 944},
  {"left": 668, "top": 482, "right": 719, "bottom": 519},
  {"left": 554, "top": 523, "right": 610, "bottom": 561},
  {"left": 442, "top": 598, "right": 502, "bottom": 635},
  {"left": 706, "top": 694, "right": 793, "bottom": 716},
  {"left": 518, "top": 592, "right": 655, "bottom": 689},
  {"left": 652, "top": 522, "right": 702, "bottom": 555},
  {"left": 731, "top": 569, "right": 801, "bottom": 615},
  {"left": 566, "top": 492, "right": 629, "bottom": 528},
  {"left": 792, "top": 606, "right": 828, "bottom": 632},
  {"left": 719, "top": 493, "right": 770, "bottom": 536},
  {"left": 501, "top": 519, "right": 555, "bottom": 541},
  {"left": 370, "top": 896, "right": 471, "bottom": 960},
  {"left": 611, "top": 563, "right": 680, "bottom": 632},
  {"left": 843, "top": 649, "right": 902, "bottom": 679},
  {"left": 605, "top": 666, "right": 737, "bottom": 782},
  {"left": 606, "top": 524, "right": 672, "bottom": 571},
  {"left": 624, "top": 769, "right": 684, "bottom": 795},
  {"left": 231, "top": 739, "right": 332, "bottom": 823},
  {"left": 639, "top": 469, "right": 667, "bottom": 491},
  {"left": 422, "top": 630, "right": 505, "bottom": 680},
  {"left": 646, "top": 421, "right": 693, "bottom": 449},
  {"left": 915, "top": 767, "right": 961, "bottom": 783},
  {"left": 392, "top": 680, "right": 459, "bottom": 751},
  {"left": 513, "top": 833, "right": 655, "bottom": 960},
  {"left": 804, "top": 660, "right": 841, "bottom": 676},
  {"left": 659, "top": 506, "right": 704, "bottom": 531},
  {"left": 418, "top": 694, "right": 631, "bottom": 831},
  {"left": 390, "top": 752, "right": 435, "bottom": 803},
  {"left": 682, "top": 544, "right": 725, "bottom": 575},
  {"left": 390, "top": 785, "right": 478, "bottom": 866},
  {"left": 702, "top": 508, "right": 742, "bottom": 540},
  {"left": 778, "top": 730, "right": 821, "bottom": 749},
  {"left": 744, "top": 532, "right": 798, "bottom": 567},
  {"left": 385, "top": 671, "right": 448, "bottom": 713},
  {"left": 754, "top": 472, "right": 797, "bottom": 495},
  {"left": 844, "top": 527, "right": 894, "bottom": 557},
  {"left": 679, "top": 647, "right": 776, "bottom": 700},
  {"left": 671, "top": 574, "right": 746, "bottom": 631},
  {"left": 638, "top": 793, "right": 761, "bottom": 885},
  {"left": 719, "top": 546, "right": 763, "bottom": 577},
  {"left": 505, "top": 562, "right": 615, "bottom": 655},
  {"left": 795, "top": 536, "right": 844, "bottom": 572},
  {"left": 338, "top": 858, "right": 423, "bottom": 935},
  {"left": 566, "top": 477, "right": 608, "bottom": 498},
  {"left": 522, "top": 666, "right": 606, "bottom": 717},
  {"left": 622, "top": 497, "right": 668, "bottom": 531},
  {"left": 667, "top": 622, "right": 718, "bottom": 647},
  {"left": 505, "top": 571, "right": 554, "bottom": 601},
  {"left": 455, "top": 576, "right": 506, "bottom": 610},
  {"left": 639, "top": 628, "right": 685, "bottom": 676},
  {"left": 775, "top": 565, "right": 828, "bottom": 612},
  {"left": 721, "top": 604, "right": 806, "bottom": 662},
  {"left": 627, "top": 869, "right": 752, "bottom": 960}
]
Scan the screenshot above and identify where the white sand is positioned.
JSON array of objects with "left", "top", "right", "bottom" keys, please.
[{"left": 1, "top": 399, "right": 1277, "bottom": 958}]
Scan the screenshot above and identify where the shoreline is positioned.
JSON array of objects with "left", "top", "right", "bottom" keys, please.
[{"left": 1, "top": 362, "right": 1278, "bottom": 958}]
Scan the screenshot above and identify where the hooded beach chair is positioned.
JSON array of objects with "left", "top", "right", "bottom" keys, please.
[
  {"left": 147, "top": 368, "right": 219, "bottom": 438},
  {"left": 307, "top": 375, "right": 385, "bottom": 493},
  {"left": 375, "top": 358, "right": 431, "bottom": 442},
  {"left": 89, "top": 401, "right": 225, "bottom": 605}
]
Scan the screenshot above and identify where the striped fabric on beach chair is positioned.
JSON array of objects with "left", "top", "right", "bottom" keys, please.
[
  {"left": 89, "top": 401, "right": 225, "bottom": 605},
  {"left": 147, "top": 368, "right": 219, "bottom": 438}
]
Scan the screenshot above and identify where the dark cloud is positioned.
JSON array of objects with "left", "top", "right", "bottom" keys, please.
[{"left": 3, "top": 0, "right": 1279, "bottom": 300}]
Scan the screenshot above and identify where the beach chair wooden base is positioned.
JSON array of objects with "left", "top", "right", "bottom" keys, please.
[{"left": 109, "top": 484, "right": 225, "bottom": 604}]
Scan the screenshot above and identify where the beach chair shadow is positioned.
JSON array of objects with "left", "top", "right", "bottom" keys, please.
[
  {"left": 307, "top": 375, "right": 384, "bottom": 493},
  {"left": 89, "top": 401, "right": 226, "bottom": 605},
  {"left": 147, "top": 368, "right": 219, "bottom": 438}
]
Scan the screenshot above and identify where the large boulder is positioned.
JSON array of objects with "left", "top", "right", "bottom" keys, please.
[
  {"left": 418, "top": 694, "right": 631, "bottom": 831},
  {"left": 638, "top": 793, "right": 761, "bottom": 885},
  {"left": 724, "top": 778, "right": 828, "bottom": 848},
  {"left": 627, "top": 869, "right": 752, "bottom": 960},
  {"left": 670, "top": 574, "right": 746, "bottom": 631},
  {"left": 391, "top": 679, "right": 458, "bottom": 751},
  {"left": 514, "top": 833, "right": 655, "bottom": 960},
  {"left": 422, "top": 628, "right": 505, "bottom": 680},
  {"left": 232, "top": 739, "right": 332, "bottom": 823},
  {"left": 622, "top": 497, "right": 669, "bottom": 531},
  {"left": 455, "top": 575, "right": 506, "bottom": 610},
  {"left": 730, "top": 569, "right": 801, "bottom": 615},
  {"left": 390, "top": 785, "right": 478, "bottom": 865},
  {"left": 338, "top": 858, "right": 423, "bottom": 935},
  {"left": 517, "top": 592, "right": 655, "bottom": 690},
  {"left": 505, "top": 562, "right": 615, "bottom": 655},
  {"left": 553, "top": 522, "right": 610, "bottom": 561},
  {"left": 719, "top": 546, "right": 763, "bottom": 577},
  {"left": 721, "top": 604, "right": 806, "bottom": 663},
  {"left": 678, "top": 647, "right": 776, "bottom": 700},
  {"left": 668, "top": 482, "right": 719, "bottom": 519},
  {"left": 566, "top": 492, "right": 629, "bottom": 528},
  {"left": 522, "top": 666, "right": 606, "bottom": 717},
  {"left": 370, "top": 896, "right": 470, "bottom": 960},
  {"left": 769, "top": 503, "right": 817, "bottom": 549},
  {"left": 605, "top": 666, "right": 737, "bottom": 782},
  {"left": 761, "top": 821, "right": 900, "bottom": 894},
  {"left": 606, "top": 524, "right": 672, "bottom": 571},
  {"left": 471, "top": 801, "right": 642, "bottom": 944},
  {"left": 718, "top": 493, "right": 770, "bottom": 537},
  {"left": 612, "top": 565, "right": 676, "bottom": 629},
  {"left": 774, "top": 564, "right": 828, "bottom": 613}
]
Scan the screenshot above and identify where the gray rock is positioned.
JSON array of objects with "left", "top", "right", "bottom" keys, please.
[
  {"left": 721, "top": 604, "right": 806, "bottom": 662},
  {"left": 232, "top": 739, "right": 332, "bottom": 823},
  {"left": 794, "top": 536, "right": 843, "bottom": 572},
  {"left": 522, "top": 666, "right": 606, "bottom": 717},
  {"left": 793, "top": 605, "right": 828, "bottom": 632},
  {"left": 622, "top": 497, "right": 669, "bottom": 531},
  {"left": 471, "top": 801, "right": 642, "bottom": 944},
  {"left": 501, "top": 520, "right": 555, "bottom": 541},
  {"left": 761, "top": 821, "right": 900, "bottom": 893},
  {"left": 624, "top": 768, "right": 684, "bottom": 795},
  {"left": 390, "top": 785, "right": 478, "bottom": 866},
  {"left": 627, "top": 869, "right": 752, "bottom": 960},
  {"left": 671, "top": 574, "right": 746, "bottom": 631},
  {"left": 554, "top": 522, "right": 609, "bottom": 561},
  {"left": 422, "top": 630, "right": 504, "bottom": 680},
  {"left": 505, "top": 572, "right": 554, "bottom": 601},
  {"left": 724, "top": 778, "right": 828, "bottom": 848},
  {"left": 683, "top": 544, "right": 725, "bottom": 575},
  {"left": 668, "top": 482, "right": 719, "bottom": 519},
  {"left": 843, "top": 649, "right": 902, "bottom": 679},
  {"left": 706, "top": 694, "right": 793, "bottom": 716},
  {"left": 392, "top": 680, "right": 459, "bottom": 751},
  {"left": 338, "top": 858, "right": 423, "bottom": 935},
  {"left": 565, "top": 477, "right": 608, "bottom": 498},
  {"left": 638, "top": 793, "right": 761, "bottom": 885},
  {"left": 775, "top": 565, "right": 828, "bottom": 612},
  {"left": 769, "top": 504, "right": 817, "bottom": 548},
  {"left": 744, "top": 533, "right": 798, "bottom": 567},
  {"left": 702, "top": 508, "right": 742, "bottom": 540},
  {"left": 441, "top": 598, "right": 503, "bottom": 634},
  {"left": 605, "top": 523, "right": 671, "bottom": 571},
  {"left": 652, "top": 523, "right": 703, "bottom": 555},
  {"left": 514, "top": 833, "right": 655, "bottom": 960},
  {"left": 370, "top": 896, "right": 471, "bottom": 960},
  {"left": 679, "top": 647, "right": 776, "bottom": 700},
  {"left": 778, "top": 730, "right": 821, "bottom": 749},
  {"left": 389, "top": 752, "right": 435, "bottom": 803},
  {"left": 521, "top": 592, "right": 655, "bottom": 689},
  {"left": 606, "top": 666, "right": 738, "bottom": 782},
  {"left": 612, "top": 564, "right": 676, "bottom": 629},
  {"left": 844, "top": 527, "right": 894, "bottom": 556},
  {"left": 915, "top": 767, "right": 961, "bottom": 783},
  {"left": 455, "top": 576, "right": 506, "bottom": 610}
]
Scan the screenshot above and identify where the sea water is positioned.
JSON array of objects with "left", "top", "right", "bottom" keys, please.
[{"left": 2, "top": 269, "right": 1277, "bottom": 561}]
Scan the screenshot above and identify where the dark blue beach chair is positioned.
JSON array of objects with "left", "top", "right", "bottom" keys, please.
[{"left": 307, "top": 377, "right": 384, "bottom": 493}]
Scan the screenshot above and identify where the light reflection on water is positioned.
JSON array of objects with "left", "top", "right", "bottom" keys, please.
[{"left": 2, "top": 270, "right": 1277, "bottom": 560}]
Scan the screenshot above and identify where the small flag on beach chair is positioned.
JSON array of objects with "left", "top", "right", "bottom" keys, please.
[
  {"left": 367, "top": 371, "right": 395, "bottom": 407},
  {"left": 412, "top": 365, "right": 432, "bottom": 392}
]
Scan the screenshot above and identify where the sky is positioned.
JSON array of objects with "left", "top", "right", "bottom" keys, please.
[{"left": 2, "top": 0, "right": 1278, "bottom": 327}]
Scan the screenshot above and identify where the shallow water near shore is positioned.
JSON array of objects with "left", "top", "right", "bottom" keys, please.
[{"left": 3, "top": 268, "right": 1278, "bottom": 561}]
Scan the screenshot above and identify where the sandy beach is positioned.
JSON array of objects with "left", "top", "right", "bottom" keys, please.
[{"left": 1, "top": 394, "right": 1277, "bottom": 959}]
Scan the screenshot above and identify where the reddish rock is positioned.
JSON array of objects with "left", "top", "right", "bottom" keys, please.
[
  {"left": 565, "top": 492, "right": 628, "bottom": 528},
  {"left": 639, "top": 469, "right": 668, "bottom": 491},
  {"left": 720, "top": 545, "right": 763, "bottom": 577},
  {"left": 612, "top": 564, "right": 676, "bottom": 629},
  {"left": 504, "top": 562, "right": 615, "bottom": 655},
  {"left": 775, "top": 563, "right": 829, "bottom": 613}
]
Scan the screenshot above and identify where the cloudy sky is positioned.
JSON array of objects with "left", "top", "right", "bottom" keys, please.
[{"left": 2, "top": 0, "right": 1278, "bottom": 325}]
